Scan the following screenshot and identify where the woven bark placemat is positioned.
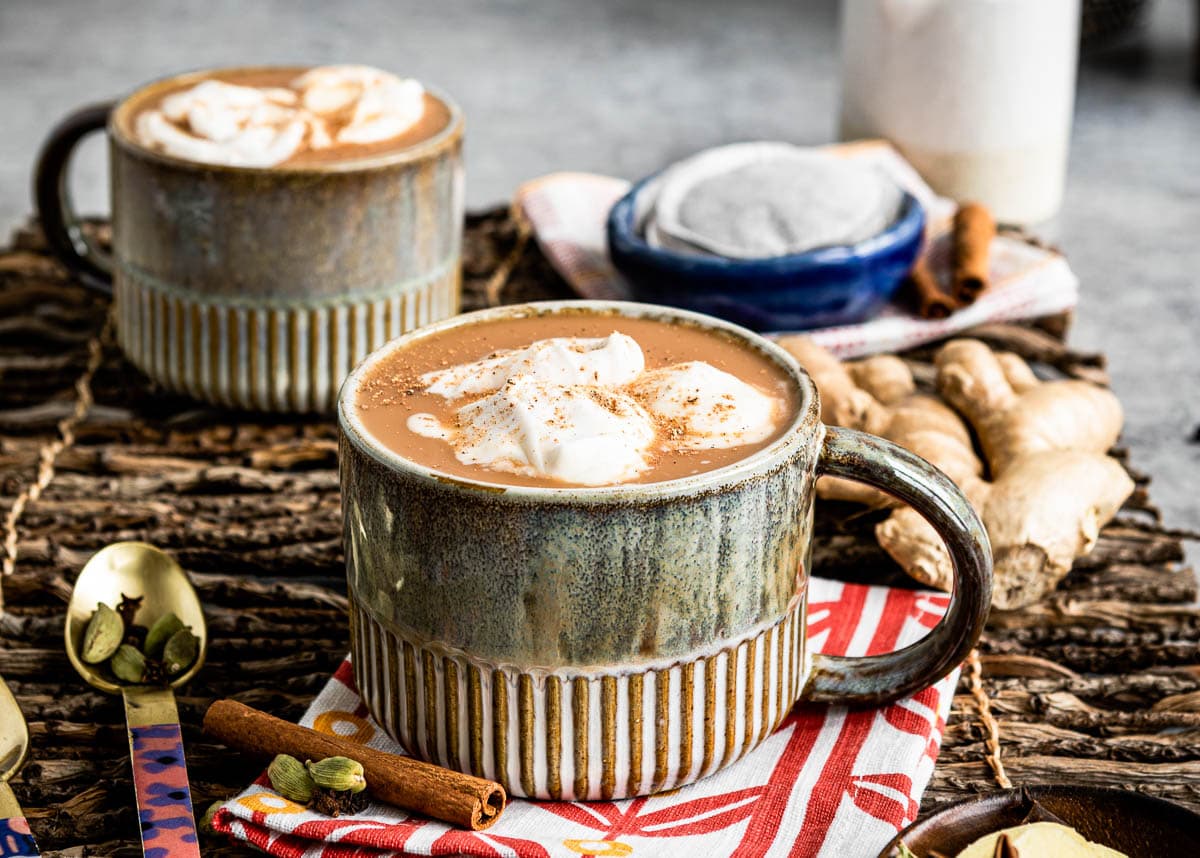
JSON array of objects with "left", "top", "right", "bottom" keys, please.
[{"left": 1, "top": 212, "right": 1197, "bottom": 856}]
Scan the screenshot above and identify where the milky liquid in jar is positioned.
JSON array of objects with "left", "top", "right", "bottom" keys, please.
[
  {"left": 354, "top": 311, "right": 801, "bottom": 488},
  {"left": 839, "top": 0, "right": 1080, "bottom": 225}
]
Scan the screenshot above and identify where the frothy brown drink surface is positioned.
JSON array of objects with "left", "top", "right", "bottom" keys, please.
[
  {"left": 354, "top": 312, "right": 800, "bottom": 488},
  {"left": 120, "top": 65, "right": 451, "bottom": 168}
]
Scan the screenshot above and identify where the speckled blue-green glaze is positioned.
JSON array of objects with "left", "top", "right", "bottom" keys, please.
[
  {"left": 106, "top": 68, "right": 465, "bottom": 303},
  {"left": 338, "top": 301, "right": 819, "bottom": 670},
  {"left": 341, "top": 432, "right": 815, "bottom": 668},
  {"left": 34, "top": 67, "right": 466, "bottom": 413}
]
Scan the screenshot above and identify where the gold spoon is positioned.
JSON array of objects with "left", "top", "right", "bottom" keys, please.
[
  {"left": 0, "top": 676, "right": 38, "bottom": 856},
  {"left": 65, "top": 542, "right": 205, "bottom": 857}
]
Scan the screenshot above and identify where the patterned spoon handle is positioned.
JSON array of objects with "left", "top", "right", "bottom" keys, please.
[
  {"left": 0, "top": 783, "right": 38, "bottom": 857},
  {"left": 123, "top": 687, "right": 201, "bottom": 858}
]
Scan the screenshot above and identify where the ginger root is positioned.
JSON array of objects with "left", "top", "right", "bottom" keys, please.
[
  {"left": 781, "top": 336, "right": 1134, "bottom": 610},
  {"left": 935, "top": 339, "right": 1125, "bottom": 473},
  {"left": 877, "top": 450, "right": 1132, "bottom": 607},
  {"left": 780, "top": 337, "right": 981, "bottom": 508}
]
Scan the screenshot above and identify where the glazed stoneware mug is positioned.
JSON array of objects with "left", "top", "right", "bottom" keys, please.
[
  {"left": 34, "top": 66, "right": 464, "bottom": 412},
  {"left": 339, "top": 300, "right": 991, "bottom": 800}
]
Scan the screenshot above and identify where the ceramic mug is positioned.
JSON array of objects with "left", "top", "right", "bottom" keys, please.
[
  {"left": 338, "top": 300, "right": 991, "bottom": 800},
  {"left": 34, "top": 66, "right": 464, "bottom": 413}
]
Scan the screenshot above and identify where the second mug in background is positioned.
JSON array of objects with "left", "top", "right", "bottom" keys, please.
[{"left": 35, "top": 65, "right": 465, "bottom": 412}]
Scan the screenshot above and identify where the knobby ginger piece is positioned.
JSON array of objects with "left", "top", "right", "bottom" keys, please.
[
  {"left": 779, "top": 340, "right": 976, "bottom": 506},
  {"left": 779, "top": 336, "right": 983, "bottom": 509},
  {"left": 846, "top": 355, "right": 915, "bottom": 406},
  {"left": 983, "top": 451, "right": 1133, "bottom": 609},
  {"left": 778, "top": 336, "right": 879, "bottom": 430},
  {"left": 935, "top": 339, "right": 1124, "bottom": 475},
  {"left": 783, "top": 336, "right": 1134, "bottom": 611},
  {"left": 878, "top": 451, "right": 1133, "bottom": 606},
  {"left": 779, "top": 337, "right": 891, "bottom": 505},
  {"left": 879, "top": 340, "right": 1133, "bottom": 608}
]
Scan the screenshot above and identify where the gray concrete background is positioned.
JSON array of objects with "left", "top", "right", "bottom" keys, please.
[{"left": 1, "top": 0, "right": 1197, "bottom": 532}]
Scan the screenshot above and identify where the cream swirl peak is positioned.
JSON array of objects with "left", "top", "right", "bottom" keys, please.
[
  {"left": 421, "top": 333, "right": 645, "bottom": 398},
  {"left": 133, "top": 65, "right": 427, "bottom": 167},
  {"left": 406, "top": 334, "right": 786, "bottom": 486}
]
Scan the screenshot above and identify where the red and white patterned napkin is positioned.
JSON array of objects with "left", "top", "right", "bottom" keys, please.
[
  {"left": 516, "top": 141, "right": 1078, "bottom": 358},
  {"left": 212, "top": 577, "right": 956, "bottom": 858}
]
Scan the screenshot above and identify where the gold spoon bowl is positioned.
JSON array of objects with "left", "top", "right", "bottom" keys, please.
[
  {"left": 65, "top": 542, "right": 205, "bottom": 858},
  {"left": 65, "top": 541, "right": 207, "bottom": 692},
  {"left": 0, "top": 676, "right": 38, "bottom": 855}
]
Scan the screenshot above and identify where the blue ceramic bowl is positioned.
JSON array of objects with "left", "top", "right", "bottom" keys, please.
[{"left": 606, "top": 173, "right": 925, "bottom": 331}]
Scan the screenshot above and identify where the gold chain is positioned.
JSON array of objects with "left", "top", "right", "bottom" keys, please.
[
  {"left": 965, "top": 648, "right": 1012, "bottom": 788},
  {"left": 1, "top": 312, "right": 112, "bottom": 593}
]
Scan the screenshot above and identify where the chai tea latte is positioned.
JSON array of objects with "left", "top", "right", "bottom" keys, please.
[
  {"left": 355, "top": 311, "right": 800, "bottom": 488},
  {"left": 119, "top": 65, "right": 451, "bottom": 168}
]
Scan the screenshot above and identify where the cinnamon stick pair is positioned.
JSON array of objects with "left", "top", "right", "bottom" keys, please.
[
  {"left": 204, "top": 698, "right": 506, "bottom": 831},
  {"left": 906, "top": 201, "right": 996, "bottom": 320}
]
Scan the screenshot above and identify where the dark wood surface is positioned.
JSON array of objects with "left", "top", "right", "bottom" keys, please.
[{"left": 1, "top": 213, "right": 1196, "bottom": 855}]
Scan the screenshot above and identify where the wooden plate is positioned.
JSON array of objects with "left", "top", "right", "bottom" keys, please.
[{"left": 880, "top": 786, "right": 1200, "bottom": 857}]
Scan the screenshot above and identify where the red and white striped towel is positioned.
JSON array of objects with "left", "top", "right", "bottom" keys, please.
[
  {"left": 516, "top": 141, "right": 1078, "bottom": 358},
  {"left": 212, "top": 577, "right": 956, "bottom": 858}
]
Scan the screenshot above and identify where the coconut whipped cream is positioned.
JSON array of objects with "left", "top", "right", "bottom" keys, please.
[
  {"left": 134, "top": 65, "right": 427, "bottom": 168},
  {"left": 407, "top": 334, "right": 786, "bottom": 486},
  {"left": 422, "top": 333, "right": 645, "bottom": 398},
  {"left": 630, "top": 361, "right": 780, "bottom": 450}
]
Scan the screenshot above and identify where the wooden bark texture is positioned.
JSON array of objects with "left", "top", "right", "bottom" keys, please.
[{"left": 0, "top": 213, "right": 1195, "bottom": 855}]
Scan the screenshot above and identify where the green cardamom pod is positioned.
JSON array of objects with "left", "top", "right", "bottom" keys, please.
[
  {"left": 162, "top": 628, "right": 199, "bottom": 676},
  {"left": 306, "top": 756, "right": 367, "bottom": 793},
  {"left": 110, "top": 643, "right": 146, "bottom": 684},
  {"left": 81, "top": 602, "right": 125, "bottom": 664},
  {"left": 267, "top": 754, "right": 316, "bottom": 803},
  {"left": 144, "top": 612, "right": 184, "bottom": 658},
  {"left": 199, "top": 799, "right": 225, "bottom": 834}
]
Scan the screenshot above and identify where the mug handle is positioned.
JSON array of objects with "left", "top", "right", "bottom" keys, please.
[
  {"left": 801, "top": 425, "right": 992, "bottom": 706},
  {"left": 33, "top": 102, "right": 116, "bottom": 293}
]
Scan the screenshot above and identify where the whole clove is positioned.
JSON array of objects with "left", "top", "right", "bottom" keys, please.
[
  {"left": 309, "top": 785, "right": 371, "bottom": 818},
  {"left": 115, "top": 593, "right": 144, "bottom": 628}
]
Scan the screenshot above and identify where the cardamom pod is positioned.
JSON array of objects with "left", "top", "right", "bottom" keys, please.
[
  {"left": 110, "top": 643, "right": 146, "bottom": 684},
  {"left": 163, "top": 628, "right": 200, "bottom": 676},
  {"left": 144, "top": 612, "right": 184, "bottom": 658},
  {"left": 306, "top": 756, "right": 367, "bottom": 793},
  {"left": 81, "top": 602, "right": 124, "bottom": 665},
  {"left": 267, "top": 754, "right": 316, "bottom": 803},
  {"left": 199, "top": 799, "right": 225, "bottom": 834}
]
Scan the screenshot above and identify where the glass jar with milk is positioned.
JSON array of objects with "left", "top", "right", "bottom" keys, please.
[{"left": 839, "top": 0, "right": 1080, "bottom": 225}]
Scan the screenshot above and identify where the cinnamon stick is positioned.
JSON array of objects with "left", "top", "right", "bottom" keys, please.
[
  {"left": 906, "top": 254, "right": 959, "bottom": 319},
  {"left": 203, "top": 698, "right": 506, "bottom": 830},
  {"left": 953, "top": 202, "right": 996, "bottom": 304}
]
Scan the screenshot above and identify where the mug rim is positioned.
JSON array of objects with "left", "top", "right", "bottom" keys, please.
[
  {"left": 338, "top": 299, "right": 820, "bottom": 503},
  {"left": 107, "top": 64, "right": 464, "bottom": 174}
]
